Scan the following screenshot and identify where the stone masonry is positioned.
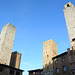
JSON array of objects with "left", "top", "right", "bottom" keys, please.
[
  {"left": 43, "top": 39, "right": 58, "bottom": 75},
  {"left": 0, "top": 23, "right": 16, "bottom": 65},
  {"left": 10, "top": 51, "right": 22, "bottom": 69},
  {"left": 63, "top": 2, "right": 75, "bottom": 48}
]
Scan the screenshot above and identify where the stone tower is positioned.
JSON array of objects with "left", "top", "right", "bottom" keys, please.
[
  {"left": 0, "top": 23, "right": 16, "bottom": 65},
  {"left": 43, "top": 39, "right": 58, "bottom": 75},
  {"left": 63, "top": 2, "right": 75, "bottom": 48},
  {"left": 10, "top": 51, "right": 22, "bottom": 69}
]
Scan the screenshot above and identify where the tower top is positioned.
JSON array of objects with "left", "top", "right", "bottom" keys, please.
[
  {"left": 3, "top": 23, "right": 16, "bottom": 29},
  {"left": 64, "top": 2, "right": 74, "bottom": 8}
]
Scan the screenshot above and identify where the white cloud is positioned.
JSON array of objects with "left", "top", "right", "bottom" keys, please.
[{"left": 23, "top": 62, "right": 31, "bottom": 65}]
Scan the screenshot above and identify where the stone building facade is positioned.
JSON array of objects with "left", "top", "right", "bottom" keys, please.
[
  {"left": 10, "top": 51, "right": 22, "bottom": 69},
  {"left": 28, "top": 69, "right": 43, "bottom": 75},
  {"left": 0, "top": 23, "right": 16, "bottom": 65},
  {"left": 0, "top": 64, "right": 23, "bottom": 75},
  {"left": 52, "top": 51, "right": 69, "bottom": 75},
  {"left": 43, "top": 39, "right": 58, "bottom": 75},
  {"left": 52, "top": 47, "right": 75, "bottom": 75},
  {"left": 67, "top": 47, "right": 75, "bottom": 75}
]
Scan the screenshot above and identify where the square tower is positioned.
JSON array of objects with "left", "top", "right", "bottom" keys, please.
[
  {"left": 0, "top": 23, "right": 16, "bottom": 65},
  {"left": 10, "top": 51, "right": 22, "bottom": 69},
  {"left": 43, "top": 39, "right": 58, "bottom": 75},
  {"left": 63, "top": 2, "right": 75, "bottom": 48}
]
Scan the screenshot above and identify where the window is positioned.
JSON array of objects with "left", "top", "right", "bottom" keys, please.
[
  {"left": 72, "top": 38, "right": 75, "bottom": 42},
  {"left": 55, "top": 60, "right": 58, "bottom": 64},
  {"left": 0, "top": 67, "right": 3, "bottom": 72},
  {"left": 16, "top": 71, "right": 20, "bottom": 75},
  {"left": 41, "top": 71, "right": 43, "bottom": 74},
  {"left": 36, "top": 72, "right": 38, "bottom": 74},
  {"left": 67, "top": 4, "right": 70, "bottom": 7},
  {"left": 56, "top": 68, "right": 59, "bottom": 73},
  {"left": 63, "top": 66, "right": 67, "bottom": 71},
  {"left": 61, "top": 56, "right": 65, "bottom": 62},
  {"left": 10, "top": 70, "right": 14, "bottom": 74},
  {"left": 47, "top": 55, "right": 49, "bottom": 58},
  {"left": 47, "top": 66, "right": 49, "bottom": 70},
  {"left": 72, "top": 71, "right": 74, "bottom": 75}
]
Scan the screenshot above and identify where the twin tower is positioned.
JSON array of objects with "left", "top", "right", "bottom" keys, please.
[{"left": 0, "top": 23, "right": 21, "bottom": 69}]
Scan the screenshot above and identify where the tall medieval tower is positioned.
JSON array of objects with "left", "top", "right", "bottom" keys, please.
[
  {"left": 0, "top": 23, "right": 16, "bottom": 65},
  {"left": 43, "top": 39, "right": 58, "bottom": 75},
  {"left": 63, "top": 2, "right": 75, "bottom": 48},
  {"left": 10, "top": 51, "right": 22, "bottom": 69}
]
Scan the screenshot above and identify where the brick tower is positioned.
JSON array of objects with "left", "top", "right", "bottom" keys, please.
[
  {"left": 0, "top": 23, "right": 16, "bottom": 65},
  {"left": 10, "top": 51, "right": 22, "bottom": 69},
  {"left": 43, "top": 39, "right": 58, "bottom": 75},
  {"left": 63, "top": 2, "right": 75, "bottom": 48}
]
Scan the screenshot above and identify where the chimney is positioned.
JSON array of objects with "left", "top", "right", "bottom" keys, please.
[{"left": 67, "top": 48, "right": 70, "bottom": 55}]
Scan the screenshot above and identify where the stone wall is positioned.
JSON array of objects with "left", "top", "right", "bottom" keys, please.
[
  {"left": 63, "top": 2, "right": 75, "bottom": 47},
  {"left": 43, "top": 39, "right": 58, "bottom": 75},
  {"left": 10, "top": 51, "right": 21, "bottom": 69},
  {"left": 0, "top": 23, "right": 16, "bottom": 65}
]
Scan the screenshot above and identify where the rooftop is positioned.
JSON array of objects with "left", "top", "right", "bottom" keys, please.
[
  {"left": 52, "top": 52, "right": 67, "bottom": 60},
  {"left": 0, "top": 64, "right": 24, "bottom": 72},
  {"left": 28, "top": 69, "right": 43, "bottom": 72}
]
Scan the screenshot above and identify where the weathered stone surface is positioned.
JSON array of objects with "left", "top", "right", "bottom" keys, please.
[
  {"left": 10, "top": 51, "right": 21, "bottom": 69},
  {"left": 0, "top": 23, "right": 16, "bottom": 65},
  {"left": 43, "top": 39, "right": 58, "bottom": 75},
  {"left": 63, "top": 2, "right": 75, "bottom": 48}
]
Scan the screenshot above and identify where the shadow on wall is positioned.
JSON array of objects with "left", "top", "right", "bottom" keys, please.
[{"left": 43, "top": 61, "right": 53, "bottom": 75}]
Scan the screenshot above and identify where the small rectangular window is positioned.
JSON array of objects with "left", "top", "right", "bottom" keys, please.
[
  {"left": 47, "top": 66, "right": 49, "bottom": 71},
  {"left": 41, "top": 71, "right": 43, "bottom": 74},
  {"left": 56, "top": 68, "right": 59, "bottom": 73},
  {"left": 10, "top": 70, "right": 14, "bottom": 74},
  {"left": 16, "top": 71, "right": 20, "bottom": 75},
  {"left": 63, "top": 66, "right": 67, "bottom": 71},
  {"left": 61, "top": 56, "right": 65, "bottom": 62},
  {"left": 0, "top": 67, "right": 3, "bottom": 72},
  {"left": 55, "top": 60, "right": 58, "bottom": 64}
]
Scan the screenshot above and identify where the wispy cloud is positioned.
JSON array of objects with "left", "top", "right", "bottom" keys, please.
[
  {"left": 23, "top": 62, "right": 37, "bottom": 68},
  {"left": 23, "top": 62, "right": 31, "bottom": 65}
]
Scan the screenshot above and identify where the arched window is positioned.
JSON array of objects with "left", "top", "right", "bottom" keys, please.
[
  {"left": 67, "top": 4, "right": 70, "bottom": 7},
  {"left": 72, "top": 38, "right": 75, "bottom": 42}
]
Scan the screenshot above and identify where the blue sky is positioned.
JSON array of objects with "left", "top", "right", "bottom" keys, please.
[{"left": 0, "top": 0, "right": 75, "bottom": 75}]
